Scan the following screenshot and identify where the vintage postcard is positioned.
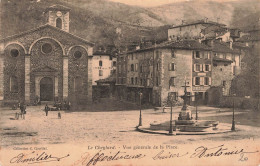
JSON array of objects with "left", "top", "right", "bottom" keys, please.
[{"left": 0, "top": 0, "right": 259, "bottom": 165}]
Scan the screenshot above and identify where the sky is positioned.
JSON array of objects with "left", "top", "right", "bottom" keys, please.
[{"left": 108, "top": 0, "right": 237, "bottom": 7}]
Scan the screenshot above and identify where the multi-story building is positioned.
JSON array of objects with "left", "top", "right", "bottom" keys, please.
[
  {"left": 116, "top": 37, "right": 242, "bottom": 106},
  {"left": 168, "top": 19, "right": 226, "bottom": 40},
  {"left": 92, "top": 47, "right": 116, "bottom": 85},
  {"left": 116, "top": 40, "right": 214, "bottom": 106}
]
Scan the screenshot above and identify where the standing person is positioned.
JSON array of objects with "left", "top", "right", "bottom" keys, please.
[
  {"left": 67, "top": 101, "right": 71, "bottom": 110},
  {"left": 22, "top": 104, "right": 26, "bottom": 119},
  {"left": 19, "top": 103, "right": 24, "bottom": 119},
  {"left": 45, "top": 104, "right": 49, "bottom": 116}
]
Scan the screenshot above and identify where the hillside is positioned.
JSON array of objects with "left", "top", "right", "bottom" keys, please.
[
  {"left": 1, "top": 0, "right": 259, "bottom": 48},
  {"left": 148, "top": 0, "right": 260, "bottom": 27},
  {"left": 0, "top": 0, "right": 163, "bottom": 47}
]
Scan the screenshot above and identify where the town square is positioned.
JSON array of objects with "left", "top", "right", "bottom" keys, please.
[{"left": 0, "top": 0, "right": 259, "bottom": 165}]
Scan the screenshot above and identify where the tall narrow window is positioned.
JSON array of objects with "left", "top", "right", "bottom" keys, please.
[
  {"left": 131, "top": 64, "right": 134, "bottom": 71},
  {"left": 204, "top": 77, "right": 209, "bottom": 85},
  {"left": 56, "top": 18, "right": 62, "bottom": 29},
  {"left": 169, "top": 77, "right": 175, "bottom": 87},
  {"left": 195, "top": 77, "right": 200, "bottom": 86},
  {"left": 99, "top": 60, "right": 103, "bottom": 67},
  {"left": 169, "top": 63, "right": 175, "bottom": 71},
  {"left": 205, "top": 64, "right": 210, "bottom": 71},
  {"left": 222, "top": 81, "right": 226, "bottom": 87},
  {"left": 99, "top": 70, "right": 103, "bottom": 76},
  {"left": 10, "top": 76, "right": 18, "bottom": 92}
]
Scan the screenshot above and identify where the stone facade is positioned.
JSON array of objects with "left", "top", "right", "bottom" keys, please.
[
  {"left": 115, "top": 39, "right": 242, "bottom": 106},
  {"left": 0, "top": 5, "right": 94, "bottom": 105},
  {"left": 116, "top": 40, "right": 213, "bottom": 106}
]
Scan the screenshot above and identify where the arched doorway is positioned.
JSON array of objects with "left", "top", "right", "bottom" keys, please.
[{"left": 40, "top": 77, "right": 53, "bottom": 101}]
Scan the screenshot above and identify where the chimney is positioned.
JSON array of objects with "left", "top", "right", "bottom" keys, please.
[{"left": 204, "top": 17, "right": 208, "bottom": 23}]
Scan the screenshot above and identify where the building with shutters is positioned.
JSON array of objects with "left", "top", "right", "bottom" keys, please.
[
  {"left": 0, "top": 5, "right": 94, "bottom": 105},
  {"left": 116, "top": 40, "right": 214, "bottom": 106}
]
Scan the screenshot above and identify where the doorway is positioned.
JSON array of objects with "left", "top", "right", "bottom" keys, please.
[{"left": 40, "top": 77, "right": 53, "bottom": 101}]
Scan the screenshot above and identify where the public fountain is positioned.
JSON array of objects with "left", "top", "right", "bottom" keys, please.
[{"left": 138, "top": 81, "right": 230, "bottom": 135}]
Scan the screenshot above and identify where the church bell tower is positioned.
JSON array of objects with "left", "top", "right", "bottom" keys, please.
[{"left": 45, "top": 5, "right": 70, "bottom": 32}]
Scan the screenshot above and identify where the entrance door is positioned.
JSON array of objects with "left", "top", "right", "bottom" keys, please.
[{"left": 40, "top": 77, "right": 53, "bottom": 101}]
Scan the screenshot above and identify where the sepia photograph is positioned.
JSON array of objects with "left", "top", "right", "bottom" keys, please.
[{"left": 0, "top": 0, "right": 259, "bottom": 165}]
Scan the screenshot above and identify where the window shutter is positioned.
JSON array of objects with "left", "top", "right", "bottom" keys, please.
[
  {"left": 200, "top": 64, "right": 203, "bottom": 71},
  {"left": 192, "top": 51, "right": 195, "bottom": 59},
  {"left": 200, "top": 77, "right": 204, "bottom": 85},
  {"left": 193, "top": 77, "right": 196, "bottom": 85},
  {"left": 203, "top": 64, "right": 206, "bottom": 72},
  {"left": 209, "top": 65, "right": 211, "bottom": 71},
  {"left": 168, "top": 63, "right": 171, "bottom": 71},
  {"left": 174, "top": 63, "right": 176, "bottom": 71},
  {"left": 209, "top": 77, "right": 212, "bottom": 85},
  {"left": 208, "top": 52, "right": 210, "bottom": 59},
  {"left": 193, "top": 64, "right": 196, "bottom": 72}
]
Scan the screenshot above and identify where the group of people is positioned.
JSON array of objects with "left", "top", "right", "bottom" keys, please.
[{"left": 13, "top": 100, "right": 71, "bottom": 119}]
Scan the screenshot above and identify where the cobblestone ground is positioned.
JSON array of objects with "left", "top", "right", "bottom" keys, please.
[{"left": 0, "top": 105, "right": 260, "bottom": 147}]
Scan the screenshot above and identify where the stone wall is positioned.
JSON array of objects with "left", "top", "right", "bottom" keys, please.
[
  {"left": 160, "top": 49, "right": 192, "bottom": 106},
  {"left": 30, "top": 38, "right": 63, "bottom": 102},
  {"left": 1, "top": 26, "right": 93, "bottom": 104},
  {"left": 211, "top": 61, "right": 233, "bottom": 96},
  {"left": 3, "top": 44, "right": 25, "bottom": 102},
  {"left": 68, "top": 45, "right": 89, "bottom": 104}
]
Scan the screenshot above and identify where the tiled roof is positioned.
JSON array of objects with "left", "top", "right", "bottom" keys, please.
[
  {"left": 233, "top": 42, "right": 250, "bottom": 48},
  {"left": 96, "top": 75, "right": 116, "bottom": 83},
  {"left": 126, "top": 40, "right": 211, "bottom": 54},
  {"left": 159, "top": 40, "right": 212, "bottom": 50},
  {"left": 237, "top": 34, "right": 260, "bottom": 42},
  {"left": 212, "top": 41, "right": 240, "bottom": 54},
  {"left": 171, "top": 20, "right": 226, "bottom": 29}
]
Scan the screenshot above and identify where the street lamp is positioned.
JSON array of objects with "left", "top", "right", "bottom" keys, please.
[
  {"left": 138, "top": 92, "right": 143, "bottom": 126},
  {"left": 195, "top": 93, "right": 199, "bottom": 120},
  {"left": 168, "top": 93, "right": 176, "bottom": 135},
  {"left": 169, "top": 94, "right": 173, "bottom": 135},
  {"left": 231, "top": 94, "right": 236, "bottom": 131}
]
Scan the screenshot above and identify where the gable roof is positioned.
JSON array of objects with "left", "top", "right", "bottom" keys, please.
[
  {"left": 170, "top": 20, "right": 226, "bottom": 29},
  {"left": 126, "top": 40, "right": 211, "bottom": 54},
  {"left": 0, "top": 24, "right": 94, "bottom": 46}
]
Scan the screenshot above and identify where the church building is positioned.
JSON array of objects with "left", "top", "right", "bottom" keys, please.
[{"left": 0, "top": 5, "right": 94, "bottom": 105}]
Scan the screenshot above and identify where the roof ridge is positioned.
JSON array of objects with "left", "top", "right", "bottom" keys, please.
[{"left": 0, "top": 24, "right": 94, "bottom": 46}]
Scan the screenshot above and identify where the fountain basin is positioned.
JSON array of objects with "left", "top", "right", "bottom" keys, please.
[{"left": 150, "top": 120, "right": 219, "bottom": 132}]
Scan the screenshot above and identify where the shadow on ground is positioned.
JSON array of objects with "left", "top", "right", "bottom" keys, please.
[{"left": 66, "top": 98, "right": 154, "bottom": 112}]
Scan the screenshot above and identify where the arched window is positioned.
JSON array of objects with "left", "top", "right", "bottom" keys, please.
[
  {"left": 10, "top": 76, "right": 18, "bottom": 92},
  {"left": 74, "top": 76, "right": 83, "bottom": 93},
  {"left": 99, "top": 60, "right": 103, "bottom": 67},
  {"left": 56, "top": 18, "right": 62, "bottom": 29}
]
